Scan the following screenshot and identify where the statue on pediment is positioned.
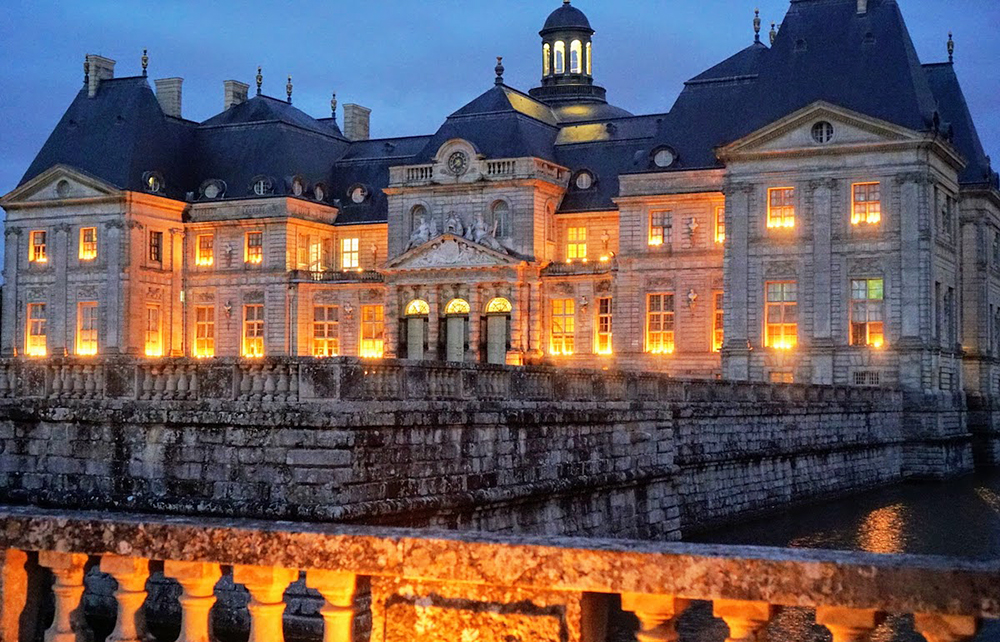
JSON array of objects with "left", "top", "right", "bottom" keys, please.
[
  {"left": 445, "top": 212, "right": 465, "bottom": 237},
  {"left": 467, "top": 212, "right": 506, "bottom": 253},
  {"left": 407, "top": 215, "right": 431, "bottom": 250}
]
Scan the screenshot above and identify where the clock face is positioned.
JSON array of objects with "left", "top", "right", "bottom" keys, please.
[{"left": 447, "top": 151, "right": 469, "bottom": 176}]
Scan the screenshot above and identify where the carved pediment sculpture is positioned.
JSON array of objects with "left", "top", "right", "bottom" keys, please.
[{"left": 388, "top": 234, "right": 518, "bottom": 271}]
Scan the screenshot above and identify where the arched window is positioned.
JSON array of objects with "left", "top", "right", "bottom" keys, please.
[
  {"left": 446, "top": 299, "right": 471, "bottom": 315},
  {"left": 485, "top": 298, "right": 513, "bottom": 314},
  {"left": 491, "top": 201, "right": 511, "bottom": 238},
  {"left": 570, "top": 40, "right": 582, "bottom": 74},
  {"left": 586, "top": 42, "right": 593, "bottom": 75},
  {"left": 409, "top": 205, "right": 427, "bottom": 235},
  {"left": 405, "top": 299, "right": 430, "bottom": 316},
  {"left": 554, "top": 41, "right": 566, "bottom": 74},
  {"left": 543, "top": 44, "right": 551, "bottom": 76}
]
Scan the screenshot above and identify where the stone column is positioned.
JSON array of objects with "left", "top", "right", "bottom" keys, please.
[
  {"left": 713, "top": 599, "right": 774, "bottom": 641},
  {"left": 2, "top": 227, "right": 22, "bottom": 356},
  {"left": 620, "top": 593, "right": 689, "bottom": 642},
  {"left": 232, "top": 565, "right": 297, "bottom": 642},
  {"left": 428, "top": 286, "right": 441, "bottom": 359},
  {"left": 469, "top": 286, "right": 482, "bottom": 362},
  {"left": 305, "top": 571, "right": 355, "bottom": 642},
  {"left": 913, "top": 614, "right": 979, "bottom": 642},
  {"left": 163, "top": 560, "right": 221, "bottom": 642},
  {"left": 809, "top": 179, "right": 835, "bottom": 384},
  {"left": 169, "top": 228, "right": 184, "bottom": 356},
  {"left": 722, "top": 183, "right": 753, "bottom": 380},
  {"left": 38, "top": 551, "right": 90, "bottom": 642},
  {"left": 815, "top": 606, "right": 884, "bottom": 642},
  {"left": 103, "top": 221, "right": 125, "bottom": 354},
  {"left": 100, "top": 555, "right": 150, "bottom": 642},
  {"left": 51, "top": 224, "right": 71, "bottom": 356}
]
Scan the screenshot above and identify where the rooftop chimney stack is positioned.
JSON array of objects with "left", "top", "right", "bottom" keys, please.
[
  {"left": 155, "top": 77, "right": 183, "bottom": 118},
  {"left": 343, "top": 104, "right": 372, "bottom": 141},
  {"left": 857, "top": 0, "right": 868, "bottom": 15},
  {"left": 224, "top": 80, "right": 250, "bottom": 110},
  {"left": 86, "top": 54, "right": 115, "bottom": 98}
]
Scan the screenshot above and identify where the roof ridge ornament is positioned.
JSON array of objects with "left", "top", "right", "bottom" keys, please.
[
  {"left": 948, "top": 32, "right": 955, "bottom": 63},
  {"left": 754, "top": 9, "right": 761, "bottom": 43},
  {"left": 769, "top": 22, "right": 777, "bottom": 46},
  {"left": 83, "top": 58, "right": 89, "bottom": 87},
  {"left": 256, "top": 66, "right": 262, "bottom": 95},
  {"left": 286, "top": 75, "right": 293, "bottom": 104},
  {"left": 141, "top": 49, "right": 148, "bottom": 77},
  {"left": 331, "top": 92, "right": 338, "bottom": 121},
  {"left": 495, "top": 56, "right": 505, "bottom": 85}
]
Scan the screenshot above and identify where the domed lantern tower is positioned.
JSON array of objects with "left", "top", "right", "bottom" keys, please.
[{"left": 530, "top": 1, "right": 631, "bottom": 122}]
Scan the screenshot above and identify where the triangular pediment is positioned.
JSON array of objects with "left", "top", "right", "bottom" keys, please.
[
  {"left": 719, "top": 101, "right": 922, "bottom": 158},
  {"left": 387, "top": 234, "right": 520, "bottom": 271},
  {"left": 1, "top": 164, "right": 120, "bottom": 206}
]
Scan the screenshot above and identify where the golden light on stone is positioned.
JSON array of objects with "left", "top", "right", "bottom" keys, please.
[
  {"left": 406, "top": 299, "right": 430, "bottom": 316},
  {"left": 445, "top": 299, "right": 471, "bottom": 315}
]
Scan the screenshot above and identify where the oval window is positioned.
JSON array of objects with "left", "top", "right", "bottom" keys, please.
[
  {"left": 575, "top": 172, "right": 594, "bottom": 190},
  {"left": 351, "top": 186, "right": 367, "bottom": 204},
  {"left": 653, "top": 148, "right": 675, "bottom": 168},
  {"left": 811, "top": 121, "right": 834, "bottom": 144}
]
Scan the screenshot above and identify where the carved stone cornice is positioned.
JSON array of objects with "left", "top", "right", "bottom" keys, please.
[
  {"left": 54, "top": 223, "right": 73, "bottom": 234},
  {"left": 104, "top": 220, "right": 126, "bottom": 230},
  {"left": 723, "top": 182, "right": 755, "bottom": 197},
  {"left": 126, "top": 220, "right": 144, "bottom": 230},
  {"left": 807, "top": 178, "right": 838, "bottom": 193},
  {"left": 894, "top": 172, "right": 931, "bottom": 186},
  {"left": 4, "top": 226, "right": 23, "bottom": 237}
]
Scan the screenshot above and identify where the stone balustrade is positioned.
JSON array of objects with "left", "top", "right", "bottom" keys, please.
[
  {"left": 0, "top": 356, "right": 903, "bottom": 407},
  {"left": 0, "top": 506, "right": 996, "bottom": 642},
  {"left": 389, "top": 157, "right": 568, "bottom": 187}
]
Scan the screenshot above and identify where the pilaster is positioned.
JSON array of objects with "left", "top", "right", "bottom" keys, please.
[
  {"left": 51, "top": 224, "right": 71, "bottom": 356},
  {"left": 103, "top": 221, "right": 125, "bottom": 354},
  {"left": 722, "top": 183, "right": 753, "bottom": 380},
  {"left": 2, "top": 227, "right": 22, "bottom": 356}
]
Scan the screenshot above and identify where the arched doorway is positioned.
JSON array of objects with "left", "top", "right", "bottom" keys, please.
[
  {"left": 484, "top": 297, "right": 512, "bottom": 365},
  {"left": 444, "top": 298, "right": 470, "bottom": 362},
  {"left": 403, "top": 299, "right": 429, "bottom": 360}
]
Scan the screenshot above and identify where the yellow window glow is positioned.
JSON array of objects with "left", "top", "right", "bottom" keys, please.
[
  {"left": 144, "top": 305, "right": 162, "bottom": 357},
  {"left": 646, "top": 293, "right": 675, "bottom": 354},
  {"left": 194, "top": 306, "right": 215, "bottom": 358},
  {"left": 76, "top": 302, "right": 98, "bottom": 356},
  {"left": 79, "top": 227, "right": 97, "bottom": 260},
  {"left": 26, "top": 303, "right": 47, "bottom": 357},
  {"left": 242, "top": 304, "right": 264, "bottom": 358},
  {"left": 360, "top": 305, "right": 384, "bottom": 358},
  {"left": 245, "top": 231, "right": 263, "bottom": 264},
  {"left": 596, "top": 297, "right": 612, "bottom": 355},
  {"left": 313, "top": 305, "right": 340, "bottom": 357},
  {"left": 765, "top": 281, "right": 797, "bottom": 349},
  {"left": 550, "top": 299, "right": 575, "bottom": 356},
  {"left": 29, "top": 231, "right": 47, "bottom": 263},
  {"left": 767, "top": 188, "right": 795, "bottom": 229},
  {"left": 195, "top": 234, "right": 214, "bottom": 266},
  {"left": 341, "top": 237, "right": 360, "bottom": 270},
  {"left": 852, "top": 182, "right": 881, "bottom": 226}
]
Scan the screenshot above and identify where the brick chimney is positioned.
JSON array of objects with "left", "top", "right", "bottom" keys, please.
[
  {"left": 224, "top": 80, "right": 250, "bottom": 110},
  {"left": 86, "top": 54, "right": 115, "bottom": 98},
  {"left": 154, "top": 78, "right": 183, "bottom": 118},
  {"left": 857, "top": 0, "right": 868, "bottom": 14},
  {"left": 343, "top": 104, "right": 372, "bottom": 141}
]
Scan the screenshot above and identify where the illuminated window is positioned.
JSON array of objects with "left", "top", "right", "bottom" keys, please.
[
  {"left": 567, "top": 227, "right": 587, "bottom": 261},
  {"left": 195, "top": 234, "right": 214, "bottom": 266},
  {"left": 79, "top": 227, "right": 97, "bottom": 261},
  {"left": 446, "top": 298, "right": 471, "bottom": 315},
  {"left": 297, "top": 234, "right": 310, "bottom": 269},
  {"left": 144, "top": 305, "right": 162, "bottom": 357},
  {"left": 765, "top": 282, "right": 797, "bottom": 349},
  {"left": 715, "top": 207, "right": 726, "bottom": 244},
  {"left": 770, "top": 371, "right": 794, "bottom": 384},
  {"left": 554, "top": 41, "right": 566, "bottom": 74},
  {"left": 341, "top": 237, "right": 360, "bottom": 269},
  {"left": 309, "top": 237, "right": 323, "bottom": 272},
  {"left": 149, "top": 231, "right": 163, "bottom": 264},
  {"left": 767, "top": 188, "right": 795, "bottom": 229},
  {"left": 647, "top": 293, "right": 675, "bottom": 354},
  {"left": 852, "top": 183, "right": 881, "bottom": 225},
  {"left": 485, "top": 298, "right": 512, "bottom": 314},
  {"left": 242, "top": 304, "right": 264, "bottom": 358},
  {"left": 25, "top": 303, "right": 46, "bottom": 357},
  {"left": 360, "top": 305, "right": 385, "bottom": 358},
  {"left": 76, "top": 302, "right": 98, "bottom": 356},
  {"left": 543, "top": 43, "right": 551, "bottom": 76},
  {"left": 550, "top": 299, "right": 575, "bottom": 355},
  {"left": 313, "top": 305, "right": 340, "bottom": 357},
  {"left": 851, "top": 278, "right": 885, "bottom": 348},
  {"left": 405, "top": 300, "right": 430, "bottom": 316},
  {"left": 596, "top": 297, "right": 612, "bottom": 355},
  {"left": 245, "top": 231, "right": 263, "bottom": 264},
  {"left": 649, "top": 211, "right": 672, "bottom": 246},
  {"left": 194, "top": 306, "right": 215, "bottom": 358},
  {"left": 29, "top": 231, "right": 47, "bottom": 263},
  {"left": 570, "top": 40, "right": 582, "bottom": 73},
  {"left": 586, "top": 42, "right": 592, "bottom": 74},
  {"left": 713, "top": 292, "right": 724, "bottom": 352}
]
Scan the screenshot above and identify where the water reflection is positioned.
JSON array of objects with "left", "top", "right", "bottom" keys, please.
[{"left": 858, "top": 503, "right": 907, "bottom": 554}]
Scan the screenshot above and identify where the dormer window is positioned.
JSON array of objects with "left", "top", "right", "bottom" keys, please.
[
  {"left": 652, "top": 148, "right": 676, "bottom": 168},
  {"left": 292, "top": 177, "right": 305, "bottom": 197},
  {"left": 811, "top": 121, "right": 834, "bottom": 144},
  {"left": 314, "top": 183, "right": 327, "bottom": 202},
  {"left": 349, "top": 185, "right": 368, "bottom": 204},
  {"left": 251, "top": 176, "right": 273, "bottom": 196},
  {"left": 200, "top": 179, "right": 226, "bottom": 200},
  {"left": 143, "top": 171, "right": 163, "bottom": 194},
  {"left": 574, "top": 171, "right": 594, "bottom": 190}
]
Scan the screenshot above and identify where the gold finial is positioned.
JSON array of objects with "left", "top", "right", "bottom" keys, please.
[
  {"left": 83, "top": 58, "right": 90, "bottom": 86},
  {"left": 754, "top": 9, "right": 761, "bottom": 43},
  {"left": 563, "top": 0, "right": 570, "bottom": 4},
  {"left": 286, "top": 75, "right": 293, "bottom": 104},
  {"left": 141, "top": 49, "right": 148, "bottom": 77},
  {"left": 256, "top": 66, "right": 263, "bottom": 95},
  {"left": 331, "top": 91, "right": 338, "bottom": 119},
  {"left": 769, "top": 22, "right": 778, "bottom": 46},
  {"left": 495, "top": 56, "right": 505, "bottom": 85},
  {"left": 948, "top": 31, "right": 955, "bottom": 63}
]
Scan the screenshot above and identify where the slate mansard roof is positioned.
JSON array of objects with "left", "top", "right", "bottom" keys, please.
[{"left": 16, "top": 0, "right": 998, "bottom": 222}]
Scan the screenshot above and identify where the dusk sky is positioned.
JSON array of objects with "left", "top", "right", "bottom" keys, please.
[{"left": 1, "top": 0, "right": 998, "bottom": 201}]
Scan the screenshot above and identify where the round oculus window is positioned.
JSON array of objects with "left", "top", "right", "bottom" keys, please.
[
  {"left": 146, "top": 174, "right": 161, "bottom": 193},
  {"left": 811, "top": 121, "right": 834, "bottom": 144},
  {"left": 351, "top": 187, "right": 367, "bottom": 204},
  {"left": 314, "top": 185, "right": 325, "bottom": 201},
  {"left": 292, "top": 181, "right": 304, "bottom": 197},
  {"left": 447, "top": 151, "right": 469, "bottom": 176},
  {"left": 575, "top": 171, "right": 594, "bottom": 190},
  {"left": 203, "top": 183, "right": 220, "bottom": 199},
  {"left": 253, "top": 179, "right": 271, "bottom": 196},
  {"left": 653, "top": 148, "right": 676, "bottom": 168}
]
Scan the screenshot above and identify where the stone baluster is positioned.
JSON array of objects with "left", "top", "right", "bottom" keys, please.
[
  {"left": 239, "top": 368, "right": 252, "bottom": 397},
  {"left": 100, "top": 555, "right": 150, "bottom": 642},
  {"left": 276, "top": 367, "right": 290, "bottom": 401},
  {"left": 51, "top": 365, "right": 64, "bottom": 396},
  {"left": 71, "top": 366, "right": 84, "bottom": 398},
  {"left": 176, "top": 367, "right": 189, "bottom": 398},
  {"left": 621, "top": 593, "right": 690, "bottom": 642},
  {"left": 251, "top": 367, "right": 265, "bottom": 396},
  {"left": 305, "top": 571, "right": 356, "bottom": 642},
  {"left": 815, "top": 606, "right": 884, "bottom": 642},
  {"left": 232, "top": 565, "right": 297, "bottom": 642},
  {"left": 263, "top": 366, "right": 277, "bottom": 401},
  {"left": 913, "top": 614, "right": 979, "bottom": 642},
  {"left": 0, "top": 365, "right": 9, "bottom": 396},
  {"left": 713, "top": 600, "right": 774, "bottom": 641},
  {"left": 38, "top": 551, "right": 90, "bottom": 642},
  {"left": 163, "top": 560, "right": 221, "bottom": 642},
  {"left": 188, "top": 369, "right": 199, "bottom": 398},
  {"left": 154, "top": 367, "right": 167, "bottom": 399},
  {"left": 84, "top": 365, "right": 97, "bottom": 396},
  {"left": 287, "top": 366, "right": 298, "bottom": 399},
  {"left": 165, "top": 365, "right": 178, "bottom": 398}
]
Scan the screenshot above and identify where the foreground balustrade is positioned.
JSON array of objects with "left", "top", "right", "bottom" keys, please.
[{"left": 0, "top": 507, "right": 996, "bottom": 642}]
